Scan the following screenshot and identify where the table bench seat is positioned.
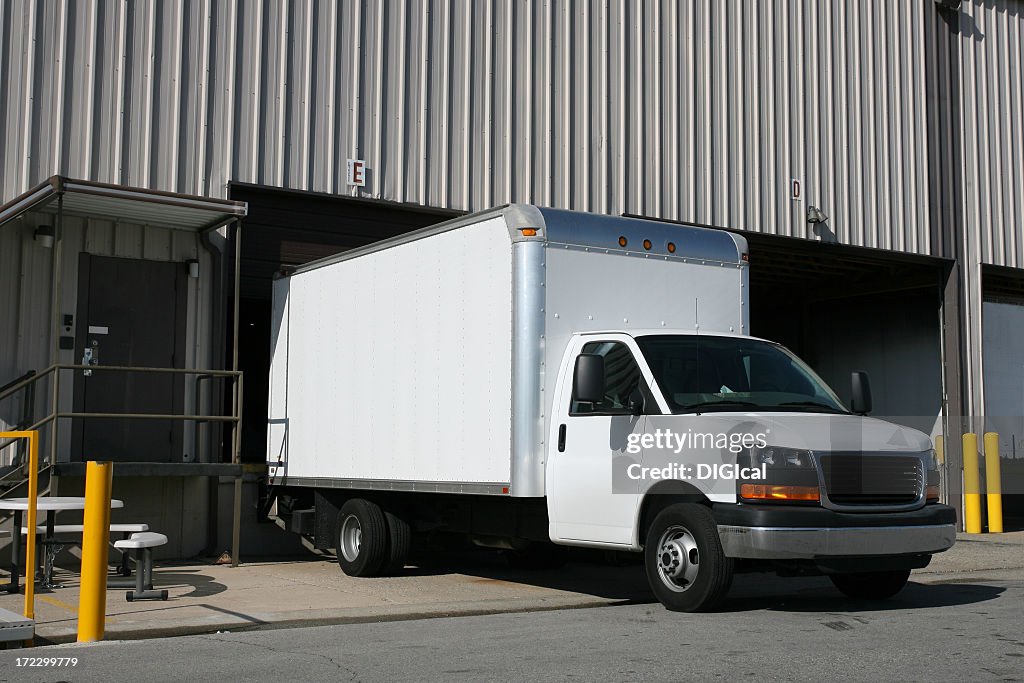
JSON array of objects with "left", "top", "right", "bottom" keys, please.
[
  {"left": 113, "top": 532, "right": 167, "bottom": 550},
  {"left": 16, "top": 524, "right": 151, "bottom": 586},
  {"left": 113, "top": 533, "right": 168, "bottom": 601}
]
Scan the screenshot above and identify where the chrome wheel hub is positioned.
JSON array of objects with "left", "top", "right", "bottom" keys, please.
[
  {"left": 656, "top": 525, "right": 699, "bottom": 592},
  {"left": 340, "top": 515, "right": 362, "bottom": 562}
]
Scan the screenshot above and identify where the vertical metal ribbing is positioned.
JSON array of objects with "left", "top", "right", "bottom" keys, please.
[
  {"left": 323, "top": 0, "right": 337, "bottom": 194},
  {"left": 482, "top": 0, "right": 493, "bottom": 209},
  {"left": 418, "top": 0, "right": 429, "bottom": 204},
  {"left": 298, "top": 0, "right": 313, "bottom": 191},
  {"left": 461, "top": 1, "right": 471, "bottom": 208},
  {"left": 393, "top": 0, "right": 407, "bottom": 203},
  {"left": 166, "top": 0, "right": 184, "bottom": 193},
  {"left": 195, "top": 0, "right": 212, "bottom": 196},
  {"left": 80, "top": 0, "right": 98, "bottom": 178},
  {"left": 112, "top": 0, "right": 126, "bottom": 184},
  {"left": 20, "top": 0, "right": 37, "bottom": 190}
]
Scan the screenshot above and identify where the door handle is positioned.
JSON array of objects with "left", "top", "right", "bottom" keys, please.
[
  {"left": 558, "top": 424, "right": 567, "bottom": 452},
  {"left": 82, "top": 340, "right": 100, "bottom": 376}
]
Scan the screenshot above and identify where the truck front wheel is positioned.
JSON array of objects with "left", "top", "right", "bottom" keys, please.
[
  {"left": 336, "top": 499, "right": 388, "bottom": 577},
  {"left": 829, "top": 570, "right": 911, "bottom": 599},
  {"left": 644, "top": 503, "right": 734, "bottom": 612}
]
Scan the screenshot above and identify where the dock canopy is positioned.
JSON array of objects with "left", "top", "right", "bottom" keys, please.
[{"left": 0, "top": 176, "right": 247, "bottom": 231}]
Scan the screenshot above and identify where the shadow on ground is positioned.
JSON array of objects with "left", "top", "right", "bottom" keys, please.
[{"left": 286, "top": 545, "right": 1009, "bottom": 616}]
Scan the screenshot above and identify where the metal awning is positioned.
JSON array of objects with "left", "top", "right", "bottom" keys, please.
[{"left": 0, "top": 175, "right": 247, "bottom": 231}]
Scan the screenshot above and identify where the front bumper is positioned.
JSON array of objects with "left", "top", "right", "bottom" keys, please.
[{"left": 714, "top": 503, "right": 957, "bottom": 560}]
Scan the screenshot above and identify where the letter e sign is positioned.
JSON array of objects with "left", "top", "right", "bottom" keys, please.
[{"left": 347, "top": 159, "right": 367, "bottom": 187}]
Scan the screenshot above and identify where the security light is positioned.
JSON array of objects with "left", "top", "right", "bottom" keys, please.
[{"left": 806, "top": 206, "right": 828, "bottom": 224}]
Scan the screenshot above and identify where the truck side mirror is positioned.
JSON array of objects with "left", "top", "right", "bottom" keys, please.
[
  {"left": 573, "top": 354, "right": 605, "bottom": 404},
  {"left": 850, "top": 371, "right": 872, "bottom": 415}
]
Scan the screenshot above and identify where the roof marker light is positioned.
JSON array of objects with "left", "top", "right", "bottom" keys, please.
[
  {"left": 520, "top": 228, "right": 538, "bottom": 236},
  {"left": 618, "top": 236, "right": 628, "bottom": 247}
]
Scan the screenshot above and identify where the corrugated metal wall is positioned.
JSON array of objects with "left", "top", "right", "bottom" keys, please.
[
  {"left": 2, "top": 0, "right": 947, "bottom": 256},
  {"left": 959, "top": 0, "right": 1024, "bottom": 270}
]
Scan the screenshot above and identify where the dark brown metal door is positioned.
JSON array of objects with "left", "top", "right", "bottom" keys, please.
[{"left": 72, "top": 255, "right": 187, "bottom": 462}]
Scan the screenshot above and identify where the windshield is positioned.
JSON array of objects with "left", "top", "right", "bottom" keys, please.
[{"left": 635, "top": 335, "right": 849, "bottom": 414}]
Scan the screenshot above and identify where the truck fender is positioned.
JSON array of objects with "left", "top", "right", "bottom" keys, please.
[{"left": 634, "top": 480, "right": 713, "bottom": 548}]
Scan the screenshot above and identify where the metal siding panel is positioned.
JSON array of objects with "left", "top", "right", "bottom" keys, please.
[
  {"left": 310, "top": 0, "right": 335, "bottom": 195},
  {"left": 286, "top": 0, "right": 313, "bottom": 191},
  {"left": 3, "top": 1, "right": 1017, "bottom": 262}
]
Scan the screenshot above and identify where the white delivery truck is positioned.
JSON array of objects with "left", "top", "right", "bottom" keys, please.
[{"left": 266, "top": 205, "right": 956, "bottom": 612}]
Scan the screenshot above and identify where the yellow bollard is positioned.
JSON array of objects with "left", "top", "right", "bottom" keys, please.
[
  {"left": 983, "top": 432, "right": 1003, "bottom": 534},
  {"left": 23, "top": 432, "right": 39, "bottom": 627},
  {"left": 77, "top": 461, "right": 113, "bottom": 643},
  {"left": 934, "top": 435, "right": 944, "bottom": 465},
  {"left": 962, "top": 433, "right": 982, "bottom": 534},
  {"left": 1, "top": 430, "right": 39, "bottom": 644}
]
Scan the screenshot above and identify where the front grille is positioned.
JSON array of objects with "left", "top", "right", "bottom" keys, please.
[{"left": 820, "top": 454, "right": 922, "bottom": 506}]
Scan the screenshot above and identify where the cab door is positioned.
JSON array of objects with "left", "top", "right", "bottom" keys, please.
[{"left": 547, "top": 336, "right": 654, "bottom": 546}]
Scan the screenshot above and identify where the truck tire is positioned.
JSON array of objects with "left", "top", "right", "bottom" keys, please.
[
  {"left": 829, "top": 570, "right": 911, "bottom": 599},
  {"left": 336, "top": 499, "right": 388, "bottom": 577},
  {"left": 381, "top": 510, "right": 411, "bottom": 575},
  {"left": 644, "top": 503, "right": 733, "bottom": 612}
]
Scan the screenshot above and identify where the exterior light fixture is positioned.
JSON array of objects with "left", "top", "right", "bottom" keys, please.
[
  {"left": 34, "top": 225, "right": 55, "bottom": 249},
  {"left": 806, "top": 206, "right": 828, "bottom": 224},
  {"left": 186, "top": 259, "right": 200, "bottom": 279}
]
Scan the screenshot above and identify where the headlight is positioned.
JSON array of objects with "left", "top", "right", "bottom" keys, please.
[
  {"left": 739, "top": 446, "right": 819, "bottom": 503},
  {"left": 747, "top": 446, "right": 814, "bottom": 469},
  {"left": 926, "top": 448, "right": 939, "bottom": 471}
]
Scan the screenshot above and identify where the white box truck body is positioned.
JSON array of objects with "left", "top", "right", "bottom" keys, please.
[{"left": 267, "top": 205, "right": 955, "bottom": 611}]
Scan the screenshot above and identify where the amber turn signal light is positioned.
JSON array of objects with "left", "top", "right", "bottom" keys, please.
[
  {"left": 926, "top": 484, "right": 940, "bottom": 502},
  {"left": 740, "top": 484, "right": 820, "bottom": 502}
]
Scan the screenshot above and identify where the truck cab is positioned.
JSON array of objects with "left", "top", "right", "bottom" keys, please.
[{"left": 546, "top": 330, "right": 955, "bottom": 611}]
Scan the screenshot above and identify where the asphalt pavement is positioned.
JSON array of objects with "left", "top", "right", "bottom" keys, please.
[
  {"left": 0, "top": 532, "right": 1019, "bottom": 679},
  {"left": 2, "top": 564, "right": 1022, "bottom": 681}
]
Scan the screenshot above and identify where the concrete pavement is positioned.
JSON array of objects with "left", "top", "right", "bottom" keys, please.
[{"left": 0, "top": 531, "right": 1021, "bottom": 646}]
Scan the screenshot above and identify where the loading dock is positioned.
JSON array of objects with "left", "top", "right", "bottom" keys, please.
[{"left": 0, "top": 177, "right": 247, "bottom": 561}]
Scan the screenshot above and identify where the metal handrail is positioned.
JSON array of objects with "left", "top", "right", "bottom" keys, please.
[
  {"left": 0, "top": 363, "right": 243, "bottom": 469},
  {"left": 0, "top": 369, "right": 36, "bottom": 396},
  {"left": 0, "top": 366, "right": 54, "bottom": 404}
]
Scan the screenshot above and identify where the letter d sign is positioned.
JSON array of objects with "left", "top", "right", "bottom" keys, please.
[{"left": 347, "top": 159, "right": 367, "bottom": 187}]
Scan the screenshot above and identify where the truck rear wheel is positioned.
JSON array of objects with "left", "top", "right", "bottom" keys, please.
[
  {"left": 381, "top": 510, "right": 411, "bottom": 575},
  {"left": 336, "top": 499, "right": 388, "bottom": 577},
  {"left": 830, "top": 570, "right": 911, "bottom": 599},
  {"left": 644, "top": 503, "right": 733, "bottom": 612}
]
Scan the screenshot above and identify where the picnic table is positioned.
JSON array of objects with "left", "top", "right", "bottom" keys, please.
[{"left": 0, "top": 496, "right": 123, "bottom": 592}]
